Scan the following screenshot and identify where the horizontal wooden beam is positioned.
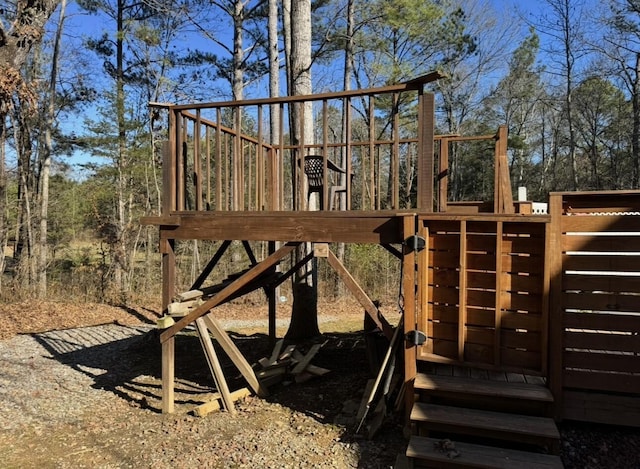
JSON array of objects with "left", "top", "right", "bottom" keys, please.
[{"left": 156, "top": 211, "right": 413, "bottom": 244}]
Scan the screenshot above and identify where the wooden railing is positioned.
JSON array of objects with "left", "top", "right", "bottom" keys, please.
[{"left": 153, "top": 74, "right": 514, "bottom": 215}]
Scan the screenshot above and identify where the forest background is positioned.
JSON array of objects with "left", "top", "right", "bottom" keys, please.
[{"left": 1, "top": 0, "right": 639, "bottom": 311}]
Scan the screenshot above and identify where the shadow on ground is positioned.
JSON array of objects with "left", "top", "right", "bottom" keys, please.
[{"left": 33, "top": 323, "right": 406, "bottom": 467}]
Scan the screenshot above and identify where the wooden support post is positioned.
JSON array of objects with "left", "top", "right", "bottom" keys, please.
[
  {"left": 195, "top": 318, "right": 236, "bottom": 415},
  {"left": 547, "top": 193, "right": 564, "bottom": 420},
  {"left": 162, "top": 337, "right": 175, "bottom": 414},
  {"left": 458, "top": 220, "right": 467, "bottom": 362},
  {"left": 494, "top": 221, "right": 504, "bottom": 366},
  {"left": 161, "top": 238, "right": 176, "bottom": 316},
  {"left": 326, "top": 249, "right": 391, "bottom": 338},
  {"left": 402, "top": 215, "right": 417, "bottom": 419},
  {"left": 160, "top": 242, "right": 298, "bottom": 342}
]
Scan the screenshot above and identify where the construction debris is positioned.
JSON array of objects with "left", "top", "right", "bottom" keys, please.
[
  {"left": 253, "top": 339, "right": 330, "bottom": 387},
  {"left": 192, "top": 388, "right": 252, "bottom": 417}
]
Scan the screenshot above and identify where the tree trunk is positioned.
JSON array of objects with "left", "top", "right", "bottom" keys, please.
[
  {"left": 285, "top": 0, "right": 319, "bottom": 340},
  {"left": 37, "top": 0, "right": 68, "bottom": 298}
]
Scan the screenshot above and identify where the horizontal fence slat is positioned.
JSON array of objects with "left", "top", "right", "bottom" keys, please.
[
  {"left": 502, "top": 237, "right": 545, "bottom": 255},
  {"left": 467, "top": 253, "right": 496, "bottom": 271},
  {"left": 564, "top": 369, "right": 640, "bottom": 394},
  {"left": 502, "top": 272, "right": 544, "bottom": 293},
  {"left": 563, "top": 390, "right": 640, "bottom": 427},
  {"left": 466, "top": 234, "right": 496, "bottom": 252},
  {"left": 563, "top": 235, "right": 640, "bottom": 252},
  {"left": 563, "top": 274, "right": 640, "bottom": 293},
  {"left": 501, "top": 311, "right": 543, "bottom": 332},
  {"left": 562, "top": 254, "right": 640, "bottom": 272},
  {"left": 431, "top": 338, "right": 458, "bottom": 358},
  {"left": 501, "top": 291, "right": 543, "bottom": 313},
  {"left": 501, "top": 254, "right": 544, "bottom": 274},
  {"left": 429, "top": 235, "right": 459, "bottom": 250},
  {"left": 563, "top": 330, "right": 639, "bottom": 352},
  {"left": 563, "top": 291, "right": 640, "bottom": 313},
  {"left": 429, "top": 267, "right": 460, "bottom": 287},
  {"left": 464, "top": 342, "right": 493, "bottom": 364},
  {"left": 503, "top": 222, "right": 547, "bottom": 236},
  {"left": 501, "top": 329, "right": 541, "bottom": 351},
  {"left": 564, "top": 350, "right": 640, "bottom": 373},
  {"left": 430, "top": 286, "right": 460, "bottom": 304},
  {"left": 465, "top": 308, "right": 496, "bottom": 328},
  {"left": 563, "top": 311, "right": 640, "bottom": 332},
  {"left": 430, "top": 321, "right": 459, "bottom": 341},
  {"left": 501, "top": 347, "right": 542, "bottom": 371},
  {"left": 431, "top": 304, "right": 461, "bottom": 323},
  {"left": 430, "top": 251, "right": 461, "bottom": 268},
  {"left": 466, "top": 271, "right": 495, "bottom": 289},
  {"left": 561, "top": 215, "right": 640, "bottom": 233},
  {"left": 466, "top": 289, "right": 496, "bottom": 308}
]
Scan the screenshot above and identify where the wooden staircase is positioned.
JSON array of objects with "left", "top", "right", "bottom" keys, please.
[{"left": 404, "top": 371, "right": 564, "bottom": 468}]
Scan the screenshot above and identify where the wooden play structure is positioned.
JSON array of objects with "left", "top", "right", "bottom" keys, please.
[{"left": 143, "top": 75, "right": 640, "bottom": 468}]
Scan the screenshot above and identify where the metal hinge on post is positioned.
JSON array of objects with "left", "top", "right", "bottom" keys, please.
[
  {"left": 405, "top": 330, "right": 427, "bottom": 346},
  {"left": 403, "top": 235, "right": 426, "bottom": 253}
]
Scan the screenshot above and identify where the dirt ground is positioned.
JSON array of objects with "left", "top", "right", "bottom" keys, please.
[
  {"left": 0, "top": 298, "right": 408, "bottom": 468},
  {"left": 1, "top": 298, "right": 639, "bottom": 468}
]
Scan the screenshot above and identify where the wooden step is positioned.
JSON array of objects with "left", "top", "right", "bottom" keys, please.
[
  {"left": 406, "top": 436, "right": 563, "bottom": 469},
  {"left": 411, "top": 403, "right": 560, "bottom": 451},
  {"left": 415, "top": 373, "right": 553, "bottom": 403}
]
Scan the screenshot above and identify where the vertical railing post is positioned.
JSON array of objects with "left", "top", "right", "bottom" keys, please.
[
  {"left": 547, "top": 192, "right": 565, "bottom": 420},
  {"left": 437, "top": 137, "right": 449, "bottom": 212},
  {"left": 417, "top": 90, "right": 435, "bottom": 211}
]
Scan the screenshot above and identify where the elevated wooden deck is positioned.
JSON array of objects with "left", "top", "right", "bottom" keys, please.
[{"left": 142, "top": 210, "right": 415, "bottom": 244}]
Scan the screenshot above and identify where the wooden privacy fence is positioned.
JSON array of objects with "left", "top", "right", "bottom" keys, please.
[
  {"left": 416, "top": 214, "right": 551, "bottom": 376},
  {"left": 549, "top": 190, "right": 640, "bottom": 426}
]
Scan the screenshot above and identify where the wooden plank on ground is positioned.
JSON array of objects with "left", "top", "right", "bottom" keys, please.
[
  {"left": 201, "top": 313, "right": 269, "bottom": 397},
  {"left": 356, "top": 379, "right": 375, "bottom": 422},
  {"left": 193, "top": 388, "right": 251, "bottom": 418},
  {"left": 268, "top": 339, "right": 284, "bottom": 365},
  {"left": 291, "top": 344, "right": 323, "bottom": 374},
  {"left": 177, "top": 290, "right": 204, "bottom": 301}
]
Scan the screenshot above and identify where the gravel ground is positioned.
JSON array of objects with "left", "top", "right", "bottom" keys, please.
[
  {"left": 0, "top": 301, "right": 639, "bottom": 468},
  {"left": 0, "top": 318, "right": 406, "bottom": 468}
]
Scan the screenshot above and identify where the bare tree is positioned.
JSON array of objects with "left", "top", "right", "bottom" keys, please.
[
  {"left": 285, "top": 0, "right": 320, "bottom": 340},
  {"left": 0, "top": 0, "right": 60, "bottom": 294}
]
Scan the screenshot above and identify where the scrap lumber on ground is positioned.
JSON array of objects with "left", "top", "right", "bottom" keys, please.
[{"left": 253, "top": 340, "right": 330, "bottom": 387}]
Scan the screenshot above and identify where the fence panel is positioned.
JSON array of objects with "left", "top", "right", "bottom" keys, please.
[{"left": 550, "top": 191, "right": 640, "bottom": 426}]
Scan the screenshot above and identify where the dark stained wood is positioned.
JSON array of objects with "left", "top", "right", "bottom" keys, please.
[
  {"left": 407, "top": 435, "right": 563, "bottom": 468},
  {"left": 564, "top": 369, "right": 640, "bottom": 394},
  {"left": 154, "top": 211, "right": 411, "bottom": 244},
  {"left": 414, "top": 373, "right": 553, "bottom": 402},
  {"left": 410, "top": 402, "right": 560, "bottom": 445},
  {"left": 160, "top": 242, "right": 298, "bottom": 342},
  {"left": 562, "top": 291, "right": 640, "bottom": 313},
  {"left": 563, "top": 311, "right": 640, "bottom": 331},
  {"left": 418, "top": 91, "right": 435, "bottom": 211},
  {"left": 563, "top": 390, "right": 640, "bottom": 427}
]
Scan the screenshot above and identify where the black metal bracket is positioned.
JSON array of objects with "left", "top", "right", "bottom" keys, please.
[
  {"left": 405, "top": 330, "right": 427, "bottom": 346},
  {"left": 403, "top": 235, "right": 426, "bottom": 253}
]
